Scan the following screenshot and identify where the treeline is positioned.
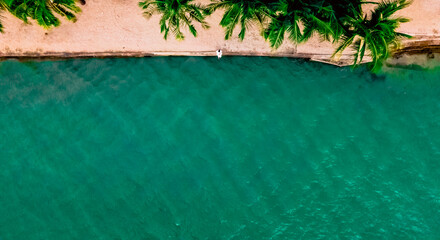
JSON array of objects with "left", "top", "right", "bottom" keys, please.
[
  {"left": 0, "top": 0, "right": 411, "bottom": 71},
  {"left": 139, "top": 0, "right": 412, "bottom": 71}
]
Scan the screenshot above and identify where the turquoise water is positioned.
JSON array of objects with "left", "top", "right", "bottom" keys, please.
[{"left": 1, "top": 57, "right": 440, "bottom": 239}]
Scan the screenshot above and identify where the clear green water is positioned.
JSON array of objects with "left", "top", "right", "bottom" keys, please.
[{"left": 1, "top": 57, "right": 440, "bottom": 239}]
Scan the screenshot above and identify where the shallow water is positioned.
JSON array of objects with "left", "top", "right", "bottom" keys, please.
[{"left": 1, "top": 57, "right": 440, "bottom": 239}]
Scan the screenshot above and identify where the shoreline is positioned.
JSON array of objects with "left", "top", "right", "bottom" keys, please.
[
  {"left": 1, "top": 37, "right": 439, "bottom": 69},
  {"left": 0, "top": 0, "right": 439, "bottom": 67}
]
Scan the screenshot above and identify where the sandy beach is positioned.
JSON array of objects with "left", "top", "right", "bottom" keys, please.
[{"left": 0, "top": 0, "right": 439, "bottom": 64}]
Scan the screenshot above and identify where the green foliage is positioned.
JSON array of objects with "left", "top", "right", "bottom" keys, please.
[
  {"left": 263, "top": 0, "right": 366, "bottom": 49},
  {"left": 5, "top": 0, "right": 80, "bottom": 29},
  {"left": 303, "top": 0, "right": 364, "bottom": 42},
  {"left": 205, "top": 0, "right": 276, "bottom": 41},
  {"left": 0, "top": 0, "right": 6, "bottom": 32},
  {"left": 204, "top": 0, "right": 412, "bottom": 71},
  {"left": 263, "top": 0, "right": 310, "bottom": 49},
  {"left": 332, "top": 0, "right": 412, "bottom": 72},
  {"left": 139, "top": 0, "right": 209, "bottom": 40}
]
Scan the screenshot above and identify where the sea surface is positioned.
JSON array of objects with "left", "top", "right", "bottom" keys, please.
[{"left": 1, "top": 57, "right": 440, "bottom": 239}]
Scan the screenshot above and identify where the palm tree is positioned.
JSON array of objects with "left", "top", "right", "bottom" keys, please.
[
  {"left": 263, "top": 0, "right": 372, "bottom": 49},
  {"left": 139, "top": 0, "right": 209, "bottom": 40},
  {"left": 205, "top": 0, "right": 276, "bottom": 41},
  {"left": 263, "top": 0, "right": 338, "bottom": 49},
  {"left": 263, "top": 0, "right": 304, "bottom": 49},
  {"left": 332, "top": 0, "right": 412, "bottom": 72},
  {"left": 7, "top": 0, "right": 81, "bottom": 29},
  {"left": 301, "top": 0, "right": 365, "bottom": 42}
]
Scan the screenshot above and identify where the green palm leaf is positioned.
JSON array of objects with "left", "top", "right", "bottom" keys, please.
[
  {"left": 206, "top": 0, "right": 275, "bottom": 41},
  {"left": 5, "top": 0, "right": 80, "bottom": 29},
  {"left": 333, "top": 0, "right": 412, "bottom": 71},
  {"left": 264, "top": 18, "right": 287, "bottom": 49},
  {"left": 139, "top": 0, "right": 209, "bottom": 40},
  {"left": 0, "top": 0, "right": 6, "bottom": 32},
  {"left": 263, "top": 0, "right": 364, "bottom": 49}
]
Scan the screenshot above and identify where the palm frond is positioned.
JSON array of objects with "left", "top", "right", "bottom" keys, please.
[
  {"left": 0, "top": 1, "right": 5, "bottom": 32},
  {"left": 333, "top": 0, "right": 412, "bottom": 71},
  {"left": 5, "top": 0, "right": 80, "bottom": 29},
  {"left": 332, "top": 34, "right": 355, "bottom": 58},
  {"left": 208, "top": 0, "right": 274, "bottom": 41},
  {"left": 139, "top": 0, "right": 209, "bottom": 40},
  {"left": 264, "top": 18, "right": 287, "bottom": 49}
]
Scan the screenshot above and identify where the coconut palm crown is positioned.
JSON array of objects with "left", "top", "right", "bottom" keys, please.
[
  {"left": 6, "top": 0, "right": 81, "bottom": 29},
  {"left": 205, "top": 0, "right": 276, "bottom": 41},
  {"left": 263, "top": 0, "right": 340, "bottom": 49},
  {"left": 302, "top": 0, "right": 365, "bottom": 42},
  {"left": 139, "top": 0, "right": 209, "bottom": 40},
  {"left": 333, "top": 0, "right": 412, "bottom": 72}
]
